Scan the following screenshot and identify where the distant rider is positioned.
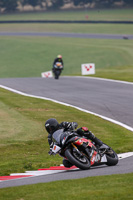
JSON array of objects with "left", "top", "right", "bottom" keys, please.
[
  {"left": 45, "top": 118, "right": 104, "bottom": 168},
  {"left": 52, "top": 55, "right": 64, "bottom": 73}
]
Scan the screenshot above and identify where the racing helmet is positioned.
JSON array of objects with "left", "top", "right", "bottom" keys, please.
[
  {"left": 45, "top": 118, "right": 59, "bottom": 134},
  {"left": 57, "top": 55, "right": 62, "bottom": 59}
]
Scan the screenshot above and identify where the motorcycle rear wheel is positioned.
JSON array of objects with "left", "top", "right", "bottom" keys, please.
[
  {"left": 65, "top": 148, "right": 91, "bottom": 170},
  {"left": 105, "top": 148, "right": 118, "bottom": 166}
]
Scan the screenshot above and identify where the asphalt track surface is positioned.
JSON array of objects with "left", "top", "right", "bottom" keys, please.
[
  {"left": 0, "top": 32, "right": 133, "bottom": 39},
  {"left": 0, "top": 76, "right": 133, "bottom": 188}
]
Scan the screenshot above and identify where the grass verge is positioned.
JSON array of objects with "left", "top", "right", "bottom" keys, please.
[
  {"left": 0, "top": 9, "right": 133, "bottom": 21},
  {"left": 0, "top": 36, "right": 133, "bottom": 81},
  {"left": 0, "top": 173, "right": 133, "bottom": 200},
  {"left": 0, "top": 23, "right": 133, "bottom": 35}
]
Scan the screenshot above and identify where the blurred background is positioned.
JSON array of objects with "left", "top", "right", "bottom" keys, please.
[{"left": 0, "top": 0, "right": 133, "bottom": 81}]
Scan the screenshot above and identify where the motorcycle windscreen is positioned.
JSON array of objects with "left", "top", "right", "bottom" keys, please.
[{"left": 52, "top": 129, "right": 64, "bottom": 145}]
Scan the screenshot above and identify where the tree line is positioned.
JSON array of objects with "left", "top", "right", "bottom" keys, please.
[{"left": 0, "top": 0, "right": 132, "bottom": 13}]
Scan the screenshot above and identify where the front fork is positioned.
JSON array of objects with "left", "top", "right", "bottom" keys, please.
[
  {"left": 71, "top": 143, "right": 91, "bottom": 159},
  {"left": 71, "top": 142, "right": 102, "bottom": 165}
]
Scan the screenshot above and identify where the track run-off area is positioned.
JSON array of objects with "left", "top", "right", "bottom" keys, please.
[{"left": 0, "top": 76, "right": 133, "bottom": 188}]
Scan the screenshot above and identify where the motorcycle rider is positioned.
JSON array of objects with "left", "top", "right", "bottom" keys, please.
[
  {"left": 52, "top": 55, "right": 64, "bottom": 78},
  {"left": 45, "top": 118, "right": 103, "bottom": 168},
  {"left": 53, "top": 55, "right": 64, "bottom": 68},
  {"left": 52, "top": 55, "right": 64, "bottom": 77}
]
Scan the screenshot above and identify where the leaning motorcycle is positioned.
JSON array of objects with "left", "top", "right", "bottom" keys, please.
[
  {"left": 51, "top": 129, "right": 118, "bottom": 170},
  {"left": 53, "top": 62, "right": 63, "bottom": 79}
]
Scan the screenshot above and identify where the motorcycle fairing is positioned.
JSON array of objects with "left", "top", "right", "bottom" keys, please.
[
  {"left": 90, "top": 150, "right": 98, "bottom": 165},
  {"left": 52, "top": 144, "right": 61, "bottom": 154},
  {"left": 54, "top": 62, "right": 63, "bottom": 69},
  {"left": 100, "top": 154, "right": 107, "bottom": 163},
  {"left": 73, "top": 137, "right": 95, "bottom": 148}
]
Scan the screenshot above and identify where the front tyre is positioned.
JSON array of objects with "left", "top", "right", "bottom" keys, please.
[
  {"left": 54, "top": 70, "right": 61, "bottom": 79},
  {"left": 65, "top": 148, "right": 91, "bottom": 170}
]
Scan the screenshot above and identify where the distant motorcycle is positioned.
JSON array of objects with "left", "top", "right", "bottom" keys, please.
[
  {"left": 51, "top": 129, "right": 118, "bottom": 170},
  {"left": 52, "top": 62, "right": 63, "bottom": 79}
]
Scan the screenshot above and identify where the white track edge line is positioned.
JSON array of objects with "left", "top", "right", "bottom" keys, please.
[
  {"left": 64, "top": 76, "right": 133, "bottom": 85},
  {"left": 0, "top": 84, "right": 133, "bottom": 132}
]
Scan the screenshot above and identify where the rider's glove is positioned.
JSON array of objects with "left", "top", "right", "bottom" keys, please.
[
  {"left": 65, "top": 122, "right": 71, "bottom": 129},
  {"left": 61, "top": 122, "right": 78, "bottom": 130},
  {"left": 71, "top": 122, "right": 78, "bottom": 130},
  {"left": 48, "top": 148, "right": 53, "bottom": 155}
]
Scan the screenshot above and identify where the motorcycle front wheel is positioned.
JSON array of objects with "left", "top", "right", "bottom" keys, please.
[
  {"left": 54, "top": 70, "right": 61, "bottom": 79},
  {"left": 65, "top": 148, "right": 91, "bottom": 170}
]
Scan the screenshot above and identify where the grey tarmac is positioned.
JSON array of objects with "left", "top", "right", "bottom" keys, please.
[{"left": 0, "top": 32, "right": 133, "bottom": 39}]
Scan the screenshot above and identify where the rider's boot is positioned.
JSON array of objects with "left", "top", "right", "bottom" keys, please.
[
  {"left": 63, "top": 158, "right": 73, "bottom": 168},
  {"left": 87, "top": 131, "right": 103, "bottom": 147},
  {"left": 93, "top": 137, "right": 103, "bottom": 147}
]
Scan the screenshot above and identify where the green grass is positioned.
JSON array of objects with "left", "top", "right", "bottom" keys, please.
[
  {"left": 0, "top": 173, "right": 133, "bottom": 200},
  {"left": 0, "top": 23, "right": 133, "bottom": 34},
  {"left": 0, "top": 9, "right": 133, "bottom": 21},
  {"left": 0, "top": 88, "right": 133, "bottom": 176},
  {"left": 0, "top": 36, "right": 133, "bottom": 81}
]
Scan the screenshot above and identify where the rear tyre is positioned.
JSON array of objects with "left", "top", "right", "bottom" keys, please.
[
  {"left": 105, "top": 148, "right": 118, "bottom": 166},
  {"left": 65, "top": 148, "right": 91, "bottom": 170}
]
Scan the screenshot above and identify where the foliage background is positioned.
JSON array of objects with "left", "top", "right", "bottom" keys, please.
[{"left": 0, "top": 0, "right": 133, "bottom": 13}]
